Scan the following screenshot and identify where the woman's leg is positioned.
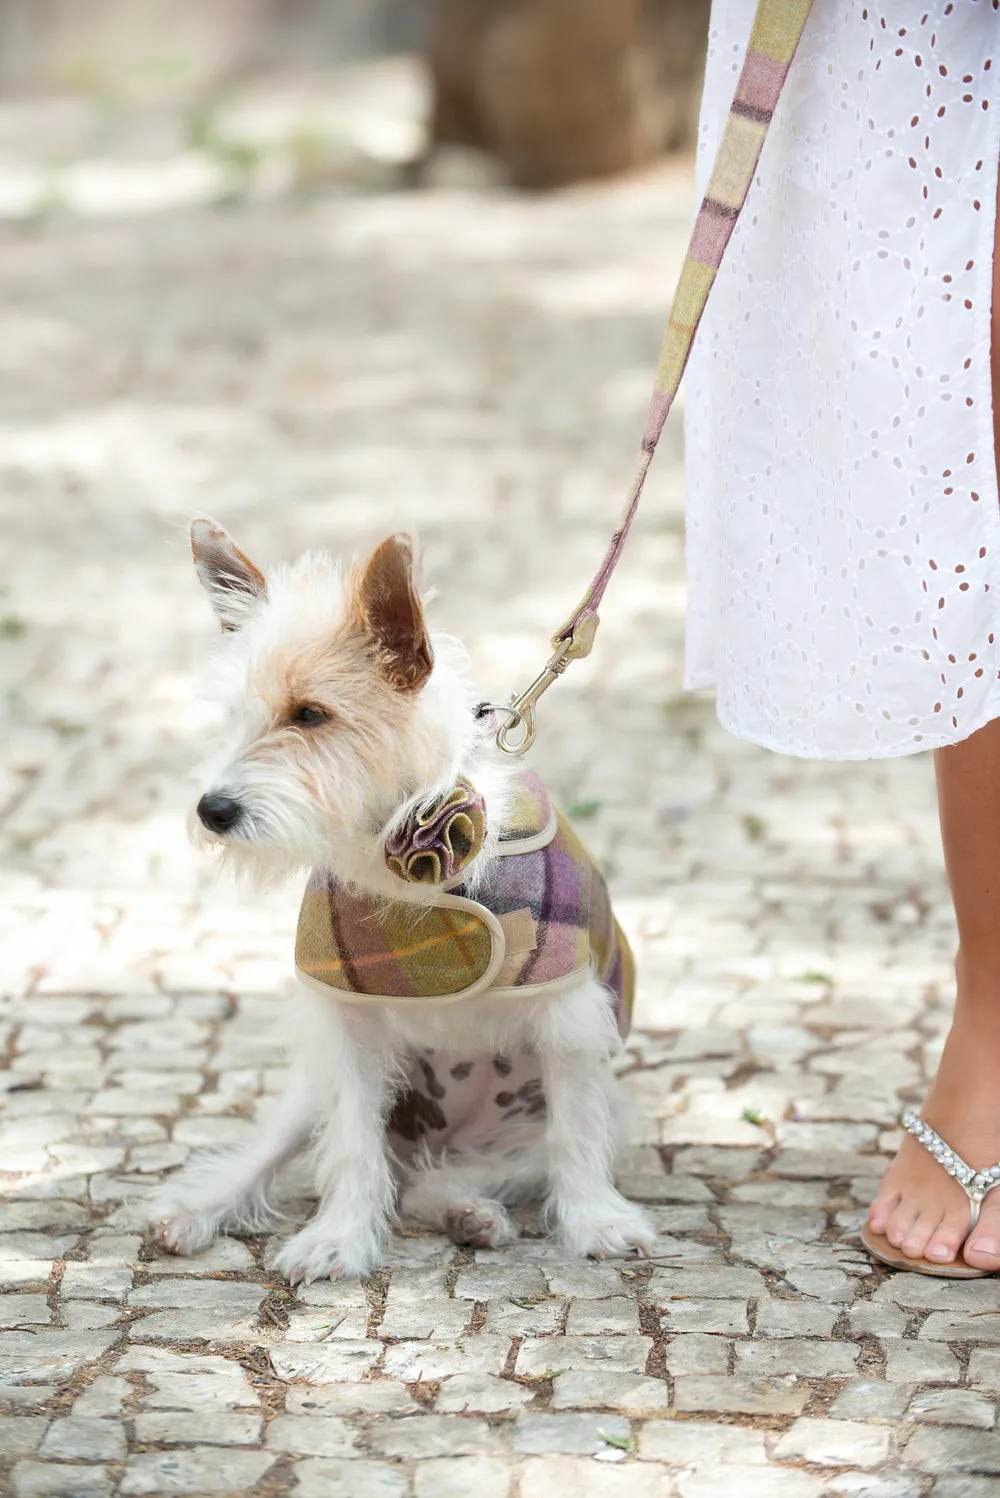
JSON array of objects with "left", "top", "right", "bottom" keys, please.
[
  {"left": 868, "top": 725, "right": 1000, "bottom": 1268},
  {"left": 867, "top": 160, "right": 1000, "bottom": 1270}
]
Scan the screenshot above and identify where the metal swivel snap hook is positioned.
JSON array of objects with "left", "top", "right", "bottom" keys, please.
[
  {"left": 495, "top": 665, "right": 561, "bottom": 756},
  {"left": 494, "top": 614, "right": 600, "bottom": 757}
]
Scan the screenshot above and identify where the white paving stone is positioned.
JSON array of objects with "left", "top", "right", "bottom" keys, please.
[
  {"left": 550, "top": 1371, "right": 669, "bottom": 1415},
  {"left": 12, "top": 1463, "right": 113, "bottom": 1498},
  {"left": 412, "top": 1457, "right": 514, "bottom": 1498},
  {"left": 39, "top": 1416, "right": 127, "bottom": 1461},
  {"left": 922, "top": 1312, "right": 1000, "bottom": 1343},
  {"left": 381, "top": 1335, "right": 511, "bottom": 1381},
  {"left": 269, "top": 1339, "right": 383, "bottom": 1383},
  {"left": 663, "top": 1332, "right": 731, "bottom": 1375},
  {"left": 519, "top": 1455, "right": 672, "bottom": 1498},
  {"left": 884, "top": 1342, "right": 962, "bottom": 1385},
  {"left": 971, "top": 1350, "right": 1000, "bottom": 1390},
  {"left": 118, "top": 1448, "right": 276, "bottom": 1494},
  {"left": 0, "top": 1328, "right": 119, "bottom": 1383},
  {"left": 482, "top": 1297, "right": 567, "bottom": 1336},
  {"left": 646, "top": 1266, "right": 769, "bottom": 1300},
  {"left": 734, "top": 1339, "right": 860, "bottom": 1378},
  {"left": 132, "top": 1412, "right": 262, "bottom": 1446},
  {"left": 639, "top": 1419, "right": 767, "bottom": 1465},
  {"left": 435, "top": 1374, "right": 536, "bottom": 1413},
  {"left": 264, "top": 1413, "right": 360, "bottom": 1458},
  {"left": 367, "top": 1414, "right": 503, "bottom": 1461},
  {"left": 753, "top": 1298, "right": 839, "bottom": 1339},
  {"left": 904, "top": 1426, "right": 1000, "bottom": 1474},
  {"left": 284, "top": 1306, "right": 371, "bottom": 1342},
  {"left": 72, "top": 1376, "right": 129, "bottom": 1418},
  {"left": 658, "top": 1298, "right": 748, "bottom": 1336},
  {"left": 377, "top": 1299, "right": 470, "bottom": 1340},
  {"left": 513, "top": 1412, "right": 631, "bottom": 1456},
  {"left": 674, "top": 1467, "right": 826, "bottom": 1498},
  {"left": 543, "top": 1264, "right": 628, "bottom": 1298},
  {"left": 146, "top": 1239, "right": 255, "bottom": 1274},
  {"left": 118, "top": 1347, "right": 256, "bottom": 1411},
  {"left": 673, "top": 1375, "right": 808, "bottom": 1416},
  {"left": 828, "top": 1382, "right": 914, "bottom": 1422},
  {"left": 0, "top": 1417, "right": 50, "bottom": 1457},
  {"left": 773, "top": 1418, "right": 893, "bottom": 1468},
  {"left": 292, "top": 1462, "right": 408, "bottom": 1498},
  {"left": 908, "top": 1388, "right": 996, "bottom": 1429},
  {"left": 453, "top": 1265, "right": 549, "bottom": 1302},
  {"left": 287, "top": 1382, "right": 419, "bottom": 1416},
  {"left": 516, "top": 1336, "right": 652, "bottom": 1378},
  {"left": 0, "top": 1295, "right": 51, "bottom": 1327},
  {"left": 565, "top": 1297, "right": 640, "bottom": 1335}
]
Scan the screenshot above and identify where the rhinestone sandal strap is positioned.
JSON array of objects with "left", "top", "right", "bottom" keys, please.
[{"left": 902, "top": 1111, "right": 1000, "bottom": 1204}]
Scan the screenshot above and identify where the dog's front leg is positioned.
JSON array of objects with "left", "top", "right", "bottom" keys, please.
[
  {"left": 536, "top": 979, "right": 656, "bottom": 1259},
  {"left": 273, "top": 997, "right": 397, "bottom": 1285},
  {"left": 151, "top": 1070, "right": 316, "bottom": 1255}
]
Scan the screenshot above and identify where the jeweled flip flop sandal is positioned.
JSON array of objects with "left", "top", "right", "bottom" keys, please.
[{"left": 861, "top": 1111, "right": 1000, "bottom": 1279}]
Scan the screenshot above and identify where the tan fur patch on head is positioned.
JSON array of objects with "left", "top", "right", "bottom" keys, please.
[
  {"left": 279, "top": 627, "right": 372, "bottom": 722},
  {"left": 252, "top": 624, "right": 410, "bottom": 795}
]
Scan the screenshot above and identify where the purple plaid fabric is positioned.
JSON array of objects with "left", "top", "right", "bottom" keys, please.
[{"left": 296, "top": 772, "right": 634, "bottom": 1037}]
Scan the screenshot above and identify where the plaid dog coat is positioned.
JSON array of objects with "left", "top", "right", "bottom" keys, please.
[{"left": 295, "top": 771, "right": 634, "bottom": 1037}]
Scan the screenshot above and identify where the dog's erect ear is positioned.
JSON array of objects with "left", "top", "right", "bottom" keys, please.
[
  {"left": 352, "top": 534, "right": 433, "bottom": 693},
  {"left": 190, "top": 518, "right": 268, "bottom": 631}
]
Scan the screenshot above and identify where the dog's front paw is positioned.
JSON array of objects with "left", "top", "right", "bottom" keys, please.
[
  {"left": 273, "top": 1222, "right": 383, "bottom": 1286},
  {"left": 444, "top": 1200, "right": 518, "bottom": 1249},
  {"left": 555, "top": 1192, "right": 657, "bottom": 1260},
  {"left": 150, "top": 1208, "right": 219, "bottom": 1257}
]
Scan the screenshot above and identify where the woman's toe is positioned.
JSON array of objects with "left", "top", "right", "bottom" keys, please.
[
  {"left": 885, "top": 1202, "right": 920, "bottom": 1251},
  {"left": 867, "top": 1187, "right": 900, "bottom": 1236},
  {"left": 899, "top": 1211, "right": 939, "bottom": 1262},
  {"left": 925, "top": 1205, "right": 972, "bottom": 1264},
  {"left": 963, "top": 1236, "right": 1000, "bottom": 1270},
  {"left": 964, "top": 1196, "right": 1000, "bottom": 1269}
]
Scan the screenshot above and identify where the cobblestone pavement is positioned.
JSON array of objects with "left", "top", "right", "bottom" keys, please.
[{"left": 0, "top": 73, "right": 992, "bottom": 1498}]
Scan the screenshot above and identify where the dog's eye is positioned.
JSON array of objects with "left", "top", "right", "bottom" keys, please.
[{"left": 292, "top": 704, "right": 329, "bottom": 727}]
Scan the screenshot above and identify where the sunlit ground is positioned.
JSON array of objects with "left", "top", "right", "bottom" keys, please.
[
  {"left": 1, "top": 58, "right": 948, "bottom": 1103},
  {"left": 0, "top": 66, "right": 969, "bottom": 1498}
]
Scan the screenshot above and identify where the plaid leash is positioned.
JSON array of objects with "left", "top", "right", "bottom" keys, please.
[{"left": 496, "top": 0, "right": 814, "bottom": 755}]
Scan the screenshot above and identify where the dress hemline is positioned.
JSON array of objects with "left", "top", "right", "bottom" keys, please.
[{"left": 683, "top": 681, "right": 1000, "bottom": 763}]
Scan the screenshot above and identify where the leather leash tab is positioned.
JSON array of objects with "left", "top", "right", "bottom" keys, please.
[{"left": 496, "top": 0, "right": 813, "bottom": 756}]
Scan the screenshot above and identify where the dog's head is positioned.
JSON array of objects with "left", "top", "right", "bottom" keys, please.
[{"left": 188, "top": 518, "right": 479, "bottom": 881}]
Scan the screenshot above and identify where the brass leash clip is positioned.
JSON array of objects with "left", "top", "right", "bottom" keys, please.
[{"left": 495, "top": 614, "right": 599, "bottom": 756}]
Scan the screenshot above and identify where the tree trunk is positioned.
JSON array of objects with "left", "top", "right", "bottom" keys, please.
[{"left": 428, "top": 0, "right": 710, "bottom": 190}]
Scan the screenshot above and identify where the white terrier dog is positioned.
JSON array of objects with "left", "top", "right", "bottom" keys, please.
[{"left": 151, "top": 520, "right": 654, "bottom": 1284}]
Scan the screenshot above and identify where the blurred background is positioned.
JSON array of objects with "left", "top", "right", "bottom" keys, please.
[
  {"left": 0, "top": 12, "right": 961, "bottom": 1473},
  {"left": 1, "top": 0, "right": 722, "bottom": 945},
  {"left": 0, "top": 0, "right": 710, "bottom": 193},
  {"left": 2, "top": 0, "right": 946, "bottom": 1160}
]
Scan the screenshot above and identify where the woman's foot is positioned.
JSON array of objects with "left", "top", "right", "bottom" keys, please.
[{"left": 868, "top": 1005, "right": 1000, "bottom": 1271}]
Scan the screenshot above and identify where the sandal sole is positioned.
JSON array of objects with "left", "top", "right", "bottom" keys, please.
[{"left": 861, "top": 1223, "right": 991, "bottom": 1279}]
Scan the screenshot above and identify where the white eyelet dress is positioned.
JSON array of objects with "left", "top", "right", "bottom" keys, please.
[{"left": 684, "top": 0, "right": 1000, "bottom": 759}]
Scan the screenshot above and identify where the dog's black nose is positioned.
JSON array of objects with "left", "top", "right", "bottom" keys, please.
[{"left": 197, "top": 793, "right": 243, "bottom": 834}]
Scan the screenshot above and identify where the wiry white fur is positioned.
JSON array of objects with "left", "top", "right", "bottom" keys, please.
[
  {"left": 152, "top": 525, "right": 655, "bottom": 1282},
  {"left": 187, "top": 548, "right": 515, "bottom": 895}
]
